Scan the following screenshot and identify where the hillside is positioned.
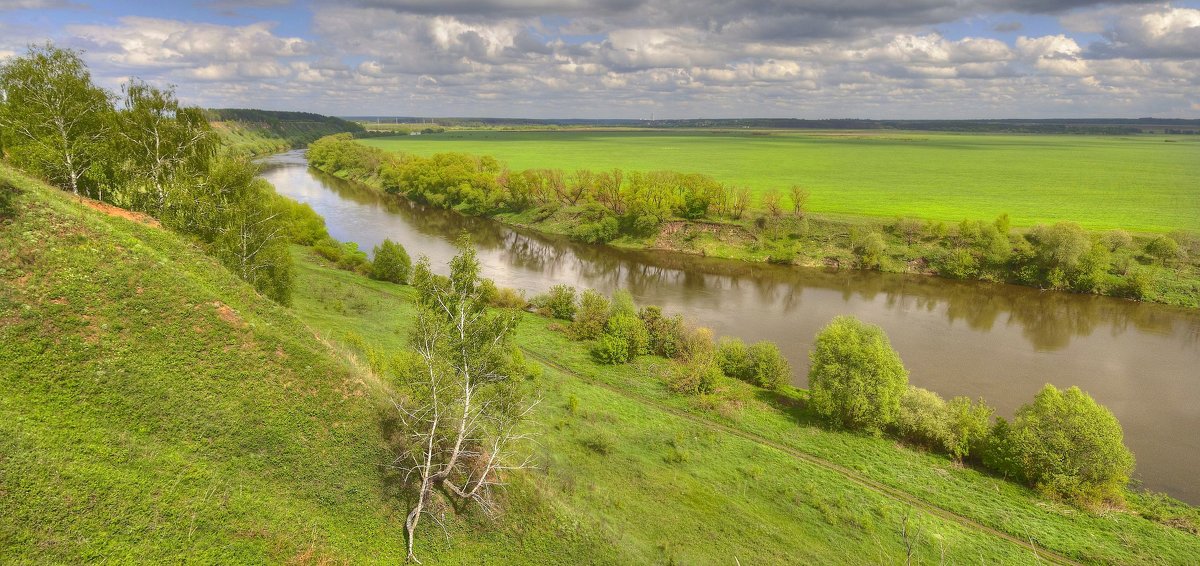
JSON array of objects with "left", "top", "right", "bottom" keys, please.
[
  {"left": 0, "top": 166, "right": 600, "bottom": 563},
  {"left": 207, "top": 109, "right": 363, "bottom": 157},
  {"left": 4, "top": 163, "right": 1200, "bottom": 564}
]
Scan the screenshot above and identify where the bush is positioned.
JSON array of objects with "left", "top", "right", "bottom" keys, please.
[
  {"left": 573, "top": 215, "right": 620, "bottom": 244},
  {"left": 570, "top": 289, "right": 611, "bottom": 340},
  {"left": 610, "top": 289, "right": 638, "bottom": 318},
  {"left": 592, "top": 311, "right": 650, "bottom": 364},
  {"left": 992, "top": 384, "right": 1134, "bottom": 505},
  {"left": 747, "top": 341, "right": 790, "bottom": 390},
  {"left": 489, "top": 286, "right": 528, "bottom": 309},
  {"left": 895, "top": 387, "right": 994, "bottom": 461},
  {"left": 533, "top": 284, "right": 577, "bottom": 320},
  {"left": 1144, "top": 235, "right": 1182, "bottom": 265},
  {"left": 716, "top": 337, "right": 752, "bottom": 380},
  {"left": 313, "top": 236, "right": 344, "bottom": 263},
  {"left": 895, "top": 386, "right": 951, "bottom": 451},
  {"left": 370, "top": 238, "right": 411, "bottom": 283},
  {"left": 640, "top": 305, "right": 685, "bottom": 358},
  {"left": 274, "top": 197, "right": 329, "bottom": 244},
  {"left": 851, "top": 229, "right": 886, "bottom": 269},
  {"left": 667, "top": 358, "right": 724, "bottom": 395},
  {"left": 807, "top": 316, "right": 909, "bottom": 434},
  {"left": 335, "top": 241, "right": 371, "bottom": 273},
  {"left": 0, "top": 179, "right": 20, "bottom": 220}
]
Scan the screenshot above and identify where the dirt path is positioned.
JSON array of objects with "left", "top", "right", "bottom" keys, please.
[{"left": 520, "top": 346, "right": 1081, "bottom": 566}]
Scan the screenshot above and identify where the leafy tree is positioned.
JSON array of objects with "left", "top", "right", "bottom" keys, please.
[
  {"left": 1144, "top": 235, "right": 1181, "bottom": 265},
  {"left": 808, "top": 316, "right": 908, "bottom": 434},
  {"left": 397, "top": 242, "right": 533, "bottom": 562},
  {"left": 1027, "top": 222, "right": 1090, "bottom": 272},
  {"left": 570, "top": 289, "right": 611, "bottom": 340},
  {"left": 1103, "top": 229, "right": 1133, "bottom": 252},
  {"left": 0, "top": 44, "right": 113, "bottom": 197},
  {"left": 993, "top": 384, "right": 1134, "bottom": 505},
  {"left": 371, "top": 238, "right": 412, "bottom": 284},
  {"left": 112, "top": 79, "right": 216, "bottom": 213}
]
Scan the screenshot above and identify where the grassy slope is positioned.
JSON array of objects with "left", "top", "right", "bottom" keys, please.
[
  {"left": 0, "top": 166, "right": 603, "bottom": 563},
  {"left": 3, "top": 161, "right": 1197, "bottom": 564},
  {"left": 360, "top": 130, "right": 1200, "bottom": 233},
  {"left": 211, "top": 117, "right": 362, "bottom": 157},
  {"left": 291, "top": 247, "right": 1200, "bottom": 565}
]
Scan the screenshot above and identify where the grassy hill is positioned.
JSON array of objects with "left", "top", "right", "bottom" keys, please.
[
  {"left": 207, "top": 109, "right": 363, "bottom": 157},
  {"left": 0, "top": 166, "right": 600, "bottom": 563},
  {"left": 3, "top": 162, "right": 1199, "bottom": 563}
]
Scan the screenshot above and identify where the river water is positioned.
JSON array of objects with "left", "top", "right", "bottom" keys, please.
[{"left": 259, "top": 150, "right": 1200, "bottom": 503}]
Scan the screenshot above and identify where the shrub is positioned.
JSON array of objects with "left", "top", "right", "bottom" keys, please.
[
  {"left": 808, "top": 316, "right": 909, "bottom": 434},
  {"left": 275, "top": 197, "right": 329, "bottom": 244},
  {"left": 679, "top": 326, "right": 716, "bottom": 363},
  {"left": 716, "top": 337, "right": 753, "bottom": 380},
  {"left": 1144, "top": 235, "right": 1182, "bottom": 265},
  {"left": 592, "top": 333, "right": 631, "bottom": 364},
  {"left": 610, "top": 289, "right": 638, "bottom": 318},
  {"left": 335, "top": 241, "right": 371, "bottom": 273},
  {"left": 748, "top": 341, "right": 790, "bottom": 390},
  {"left": 570, "top": 289, "right": 611, "bottom": 340},
  {"left": 993, "top": 384, "right": 1134, "bottom": 505},
  {"left": 1103, "top": 229, "right": 1133, "bottom": 252},
  {"left": 851, "top": 229, "right": 886, "bottom": 269},
  {"left": 533, "top": 284, "right": 577, "bottom": 320},
  {"left": 313, "top": 236, "right": 344, "bottom": 263},
  {"left": 640, "top": 305, "right": 685, "bottom": 358},
  {"left": 944, "top": 396, "right": 994, "bottom": 461},
  {"left": 895, "top": 386, "right": 951, "bottom": 450},
  {"left": 668, "top": 358, "right": 724, "bottom": 395},
  {"left": 370, "top": 238, "right": 411, "bottom": 284},
  {"left": 0, "top": 179, "right": 18, "bottom": 220},
  {"left": 937, "top": 248, "right": 978, "bottom": 279},
  {"left": 573, "top": 215, "right": 620, "bottom": 244},
  {"left": 483, "top": 282, "right": 527, "bottom": 309},
  {"left": 606, "top": 312, "right": 651, "bottom": 360}
]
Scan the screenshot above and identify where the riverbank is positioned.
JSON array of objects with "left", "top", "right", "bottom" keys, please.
[
  {"left": 306, "top": 134, "right": 1200, "bottom": 308},
  {"left": 288, "top": 243, "right": 1200, "bottom": 564}
]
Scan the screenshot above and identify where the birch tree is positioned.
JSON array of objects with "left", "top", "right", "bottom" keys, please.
[
  {"left": 0, "top": 44, "right": 112, "bottom": 197},
  {"left": 113, "top": 79, "right": 216, "bottom": 213},
  {"left": 393, "top": 240, "right": 535, "bottom": 562}
]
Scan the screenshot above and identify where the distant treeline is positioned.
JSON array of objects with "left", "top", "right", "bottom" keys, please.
[
  {"left": 307, "top": 133, "right": 1200, "bottom": 307},
  {"left": 207, "top": 109, "right": 364, "bottom": 156},
  {"left": 343, "top": 116, "right": 1200, "bottom": 134}
]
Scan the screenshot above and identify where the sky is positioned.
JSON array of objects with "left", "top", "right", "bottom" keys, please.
[{"left": 1, "top": 0, "right": 1199, "bottom": 119}]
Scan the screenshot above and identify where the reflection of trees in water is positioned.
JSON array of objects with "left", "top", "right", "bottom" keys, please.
[{"left": 305, "top": 165, "right": 1200, "bottom": 354}]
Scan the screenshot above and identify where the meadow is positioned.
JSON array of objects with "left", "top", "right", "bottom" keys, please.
[{"left": 360, "top": 130, "right": 1200, "bottom": 232}]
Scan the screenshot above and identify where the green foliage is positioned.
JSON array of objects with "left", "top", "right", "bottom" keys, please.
[
  {"left": 995, "top": 385, "right": 1135, "bottom": 505},
  {"left": 275, "top": 198, "right": 330, "bottom": 244},
  {"left": 667, "top": 357, "right": 725, "bottom": 395},
  {"left": 0, "top": 43, "right": 112, "bottom": 197},
  {"left": 896, "top": 387, "right": 994, "bottom": 461},
  {"left": 533, "top": 284, "right": 578, "bottom": 320},
  {"left": 808, "top": 316, "right": 909, "bottom": 434},
  {"left": 0, "top": 179, "right": 18, "bottom": 220},
  {"left": 1144, "top": 235, "right": 1182, "bottom": 265},
  {"left": 851, "top": 229, "right": 886, "bottom": 269},
  {"left": 639, "top": 305, "right": 686, "bottom": 358},
  {"left": 370, "top": 238, "right": 412, "bottom": 284},
  {"left": 716, "top": 337, "right": 753, "bottom": 380},
  {"left": 591, "top": 312, "right": 651, "bottom": 365},
  {"left": 747, "top": 341, "right": 790, "bottom": 390},
  {"left": 570, "top": 289, "right": 611, "bottom": 340}
]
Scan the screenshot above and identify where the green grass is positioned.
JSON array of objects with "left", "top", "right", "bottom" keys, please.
[
  {"left": 5, "top": 161, "right": 1199, "bottom": 564},
  {"left": 0, "top": 165, "right": 604, "bottom": 563},
  {"left": 360, "top": 130, "right": 1200, "bottom": 232},
  {"left": 290, "top": 247, "right": 1200, "bottom": 565}
]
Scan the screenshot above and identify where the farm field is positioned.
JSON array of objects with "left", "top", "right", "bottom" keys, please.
[{"left": 359, "top": 130, "right": 1200, "bottom": 232}]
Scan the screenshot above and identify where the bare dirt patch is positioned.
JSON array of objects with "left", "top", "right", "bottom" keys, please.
[{"left": 74, "top": 196, "right": 161, "bottom": 228}]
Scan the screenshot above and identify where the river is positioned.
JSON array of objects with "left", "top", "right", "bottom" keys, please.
[{"left": 259, "top": 150, "right": 1200, "bottom": 504}]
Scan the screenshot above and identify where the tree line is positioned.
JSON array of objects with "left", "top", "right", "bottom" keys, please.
[
  {"left": 0, "top": 44, "right": 331, "bottom": 304},
  {"left": 308, "top": 133, "right": 1198, "bottom": 306}
]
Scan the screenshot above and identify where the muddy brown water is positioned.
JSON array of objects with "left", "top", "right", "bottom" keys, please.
[{"left": 260, "top": 150, "right": 1200, "bottom": 504}]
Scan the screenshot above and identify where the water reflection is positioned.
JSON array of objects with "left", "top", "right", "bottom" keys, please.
[{"left": 260, "top": 151, "right": 1200, "bottom": 503}]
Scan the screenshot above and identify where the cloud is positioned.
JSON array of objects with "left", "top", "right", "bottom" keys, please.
[
  {"left": 0, "top": 0, "right": 83, "bottom": 10},
  {"left": 1088, "top": 5, "right": 1200, "bottom": 59},
  {"left": 67, "top": 17, "right": 309, "bottom": 71}
]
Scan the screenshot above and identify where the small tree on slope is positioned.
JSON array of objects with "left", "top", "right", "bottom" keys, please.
[{"left": 392, "top": 239, "right": 536, "bottom": 562}]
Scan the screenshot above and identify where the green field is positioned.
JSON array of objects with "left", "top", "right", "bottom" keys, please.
[{"left": 360, "top": 130, "right": 1200, "bottom": 232}]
